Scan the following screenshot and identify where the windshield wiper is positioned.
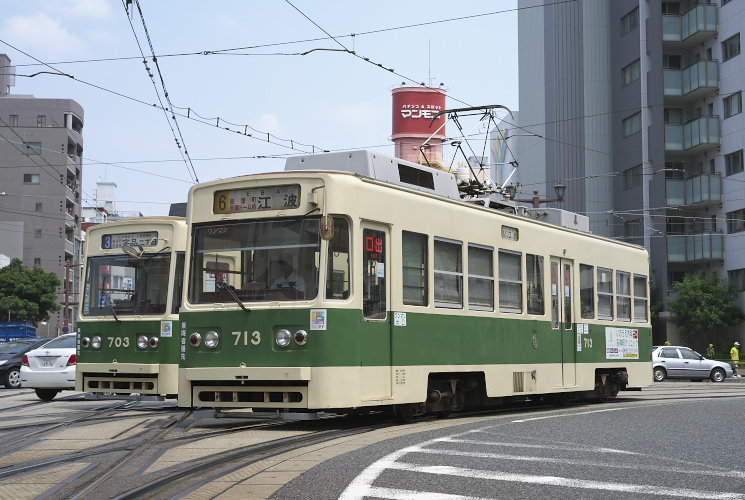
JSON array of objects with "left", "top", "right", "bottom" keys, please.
[
  {"left": 107, "top": 303, "right": 122, "bottom": 323},
  {"left": 216, "top": 281, "right": 251, "bottom": 313}
]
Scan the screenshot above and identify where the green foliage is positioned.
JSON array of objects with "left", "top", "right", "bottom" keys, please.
[
  {"left": 668, "top": 271, "right": 744, "bottom": 347},
  {"left": 0, "top": 258, "right": 61, "bottom": 324}
]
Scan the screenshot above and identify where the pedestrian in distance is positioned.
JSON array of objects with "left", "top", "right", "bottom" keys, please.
[
  {"left": 707, "top": 343, "right": 715, "bottom": 359},
  {"left": 731, "top": 342, "right": 741, "bottom": 378}
]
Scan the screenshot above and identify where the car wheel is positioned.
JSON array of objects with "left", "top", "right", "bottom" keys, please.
[
  {"left": 710, "top": 368, "right": 726, "bottom": 383},
  {"left": 4, "top": 369, "right": 21, "bottom": 389},
  {"left": 35, "top": 389, "right": 59, "bottom": 401},
  {"left": 653, "top": 367, "right": 666, "bottom": 382}
]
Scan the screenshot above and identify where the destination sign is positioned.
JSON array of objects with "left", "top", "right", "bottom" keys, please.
[
  {"left": 102, "top": 231, "right": 158, "bottom": 250},
  {"left": 213, "top": 184, "right": 301, "bottom": 214}
]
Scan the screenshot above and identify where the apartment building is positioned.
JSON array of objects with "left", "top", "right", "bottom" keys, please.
[
  {"left": 516, "top": 1, "right": 745, "bottom": 342},
  {"left": 0, "top": 54, "right": 84, "bottom": 333}
]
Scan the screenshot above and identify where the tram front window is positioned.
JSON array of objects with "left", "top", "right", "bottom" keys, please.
[
  {"left": 189, "top": 218, "right": 321, "bottom": 303},
  {"left": 82, "top": 254, "right": 171, "bottom": 316}
]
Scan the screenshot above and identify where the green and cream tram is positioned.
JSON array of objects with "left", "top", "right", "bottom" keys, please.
[
  {"left": 179, "top": 150, "right": 652, "bottom": 421},
  {"left": 76, "top": 217, "right": 187, "bottom": 399}
]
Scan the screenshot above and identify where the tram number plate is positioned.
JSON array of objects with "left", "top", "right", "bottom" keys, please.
[{"left": 40, "top": 358, "right": 56, "bottom": 367}]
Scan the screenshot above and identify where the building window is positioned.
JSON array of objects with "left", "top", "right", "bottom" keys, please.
[
  {"left": 666, "top": 217, "right": 686, "bottom": 234},
  {"left": 727, "top": 209, "right": 745, "bottom": 234},
  {"left": 726, "top": 150, "right": 744, "bottom": 176},
  {"left": 434, "top": 238, "right": 463, "bottom": 308},
  {"left": 634, "top": 274, "right": 648, "bottom": 322},
  {"left": 662, "top": 54, "right": 682, "bottom": 69},
  {"left": 723, "top": 0, "right": 732, "bottom": 5},
  {"left": 33, "top": 258, "right": 41, "bottom": 267},
  {"left": 664, "top": 108, "right": 683, "bottom": 124},
  {"left": 468, "top": 244, "right": 494, "bottom": 311},
  {"left": 622, "top": 59, "right": 640, "bottom": 86},
  {"left": 625, "top": 219, "right": 644, "bottom": 240},
  {"left": 597, "top": 268, "right": 614, "bottom": 320},
  {"left": 35, "top": 202, "right": 42, "bottom": 212},
  {"left": 729, "top": 269, "right": 745, "bottom": 291},
  {"left": 402, "top": 231, "right": 428, "bottom": 306},
  {"left": 621, "top": 8, "right": 639, "bottom": 36},
  {"left": 526, "top": 254, "right": 544, "bottom": 315},
  {"left": 37, "top": 115, "right": 46, "bottom": 127},
  {"left": 723, "top": 33, "right": 740, "bottom": 62},
  {"left": 23, "top": 173, "right": 40, "bottom": 184},
  {"left": 22, "top": 142, "right": 42, "bottom": 155},
  {"left": 661, "top": 2, "right": 681, "bottom": 15},
  {"left": 624, "top": 165, "right": 643, "bottom": 189},
  {"left": 9, "top": 115, "right": 18, "bottom": 126},
  {"left": 580, "top": 264, "right": 594, "bottom": 319},
  {"left": 622, "top": 112, "right": 641, "bottom": 137},
  {"left": 724, "top": 92, "right": 742, "bottom": 118},
  {"left": 34, "top": 229, "right": 42, "bottom": 238},
  {"left": 617, "top": 271, "right": 631, "bottom": 321},
  {"left": 498, "top": 250, "right": 522, "bottom": 313}
]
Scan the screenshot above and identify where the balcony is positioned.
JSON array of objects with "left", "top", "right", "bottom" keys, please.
[
  {"left": 663, "top": 3, "right": 717, "bottom": 47},
  {"left": 663, "top": 60, "right": 718, "bottom": 102},
  {"left": 665, "top": 116, "right": 720, "bottom": 154},
  {"left": 666, "top": 173, "right": 722, "bottom": 206},
  {"left": 667, "top": 231, "right": 723, "bottom": 262}
]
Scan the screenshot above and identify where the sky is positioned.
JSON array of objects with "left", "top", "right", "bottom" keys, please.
[{"left": 1, "top": 0, "right": 519, "bottom": 216}]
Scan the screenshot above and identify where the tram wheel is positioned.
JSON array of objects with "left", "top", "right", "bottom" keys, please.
[
  {"left": 435, "top": 409, "right": 452, "bottom": 419},
  {"left": 554, "top": 393, "right": 571, "bottom": 406},
  {"left": 392, "top": 404, "right": 415, "bottom": 424}
]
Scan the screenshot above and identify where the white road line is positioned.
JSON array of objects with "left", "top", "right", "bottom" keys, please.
[
  {"left": 360, "top": 486, "right": 493, "bottom": 500},
  {"left": 411, "top": 447, "right": 745, "bottom": 480},
  {"left": 435, "top": 436, "right": 637, "bottom": 455},
  {"left": 384, "top": 462, "right": 745, "bottom": 499}
]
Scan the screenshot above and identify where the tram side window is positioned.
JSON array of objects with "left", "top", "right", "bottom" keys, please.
[
  {"left": 468, "top": 244, "right": 494, "bottom": 311},
  {"left": 580, "top": 264, "right": 595, "bottom": 319},
  {"left": 326, "top": 218, "right": 350, "bottom": 300},
  {"left": 363, "top": 229, "right": 386, "bottom": 319},
  {"left": 434, "top": 238, "right": 463, "bottom": 308},
  {"left": 498, "top": 250, "right": 522, "bottom": 313},
  {"left": 526, "top": 254, "right": 544, "bottom": 315},
  {"left": 617, "top": 271, "right": 631, "bottom": 321},
  {"left": 171, "top": 252, "right": 185, "bottom": 314},
  {"left": 597, "top": 268, "right": 614, "bottom": 320},
  {"left": 402, "top": 231, "right": 428, "bottom": 306},
  {"left": 633, "top": 274, "right": 648, "bottom": 322}
]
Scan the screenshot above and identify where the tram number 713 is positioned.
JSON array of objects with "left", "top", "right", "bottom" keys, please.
[{"left": 233, "top": 331, "right": 261, "bottom": 346}]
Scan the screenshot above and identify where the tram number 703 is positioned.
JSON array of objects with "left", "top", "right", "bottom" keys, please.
[
  {"left": 107, "top": 337, "right": 130, "bottom": 348},
  {"left": 233, "top": 331, "right": 261, "bottom": 346}
]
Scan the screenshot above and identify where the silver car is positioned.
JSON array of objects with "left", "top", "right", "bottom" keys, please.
[{"left": 652, "top": 346, "right": 734, "bottom": 383}]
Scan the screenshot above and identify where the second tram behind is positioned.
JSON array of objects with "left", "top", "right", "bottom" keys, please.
[
  {"left": 76, "top": 216, "right": 186, "bottom": 399},
  {"left": 178, "top": 150, "right": 652, "bottom": 421}
]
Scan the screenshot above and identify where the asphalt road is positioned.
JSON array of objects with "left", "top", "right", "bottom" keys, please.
[{"left": 273, "top": 381, "right": 745, "bottom": 500}]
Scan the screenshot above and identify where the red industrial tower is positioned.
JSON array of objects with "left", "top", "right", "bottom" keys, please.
[{"left": 391, "top": 86, "right": 447, "bottom": 169}]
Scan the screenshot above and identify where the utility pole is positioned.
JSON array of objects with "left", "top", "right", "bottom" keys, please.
[{"left": 63, "top": 260, "right": 81, "bottom": 334}]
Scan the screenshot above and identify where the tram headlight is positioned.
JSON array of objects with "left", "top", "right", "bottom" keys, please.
[
  {"left": 275, "top": 329, "right": 291, "bottom": 348},
  {"left": 91, "top": 336, "right": 102, "bottom": 349},
  {"left": 294, "top": 330, "right": 308, "bottom": 346},
  {"left": 149, "top": 337, "right": 159, "bottom": 348},
  {"left": 137, "top": 336, "right": 148, "bottom": 349},
  {"left": 205, "top": 331, "right": 220, "bottom": 349},
  {"left": 81, "top": 337, "right": 90, "bottom": 348},
  {"left": 189, "top": 333, "right": 202, "bottom": 347}
]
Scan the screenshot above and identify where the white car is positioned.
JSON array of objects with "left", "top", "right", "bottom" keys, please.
[{"left": 20, "top": 334, "right": 77, "bottom": 400}]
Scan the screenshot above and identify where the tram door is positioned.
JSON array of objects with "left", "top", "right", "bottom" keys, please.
[
  {"left": 550, "top": 257, "right": 576, "bottom": 387},
  {"left": 359, "top": 223, "right": 392, "bottom": 399}
]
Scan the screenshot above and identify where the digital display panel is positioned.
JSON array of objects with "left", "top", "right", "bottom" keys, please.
[
  {"left": 101, "top": 232, "right": 158, "bottom": 250},
  {"left": 213, "top": 184, "right": 301, "bottom": 214}
]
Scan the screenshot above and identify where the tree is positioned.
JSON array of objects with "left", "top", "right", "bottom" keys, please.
[
  {"left": 668, "top": 270, "right": 744, "bottom": 348},
  {"left": 0, "top": 258, "right": 61, "bottom": 324}
]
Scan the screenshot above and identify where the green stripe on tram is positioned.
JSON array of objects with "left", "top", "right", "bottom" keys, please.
[{"left": 179, "top": 309, "right": 652, "bottom": 369}]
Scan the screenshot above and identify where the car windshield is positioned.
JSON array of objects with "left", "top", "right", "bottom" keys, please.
[
  {"left": 189, "top": 217, "right": 321, "bottom": 303},
  {"left": 37, "top": 336, "right": 76, "bottom": 349},
  {"left": 82, "top": 252, "right": 172, "bottom": 316},
  {"left": 0, "top": 341, "right": 35, "bottom": 354}
]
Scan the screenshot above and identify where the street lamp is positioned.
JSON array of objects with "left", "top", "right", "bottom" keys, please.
[{"left": 505, "top": 183, "right": 567, "bottom": 208}]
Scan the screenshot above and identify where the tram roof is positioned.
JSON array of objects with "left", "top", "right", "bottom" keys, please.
[{"left": 284, "top": 149, "right": 461, "bottom": 201}]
